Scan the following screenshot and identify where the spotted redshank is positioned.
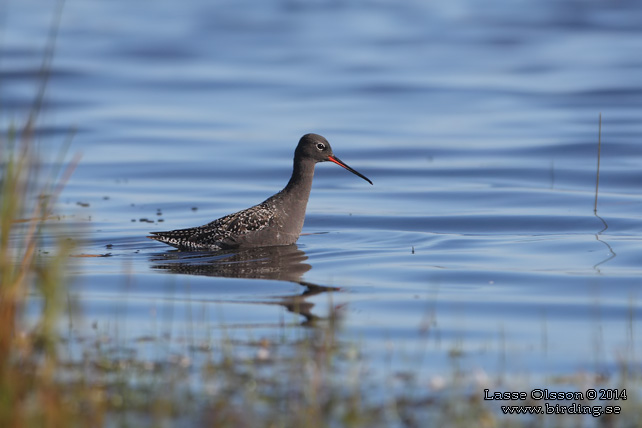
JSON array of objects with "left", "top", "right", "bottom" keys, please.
[{"left": 148, "top": 133, "right": 372, "bottom": 250}]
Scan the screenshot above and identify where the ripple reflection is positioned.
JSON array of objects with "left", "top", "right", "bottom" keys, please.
[{"left": 149, "top": 244, "right": 339, "bottom": 325}]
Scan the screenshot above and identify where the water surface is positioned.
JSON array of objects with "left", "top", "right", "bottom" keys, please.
[{"left": 3, "top": 0, "right": 642, "bottom": 400}]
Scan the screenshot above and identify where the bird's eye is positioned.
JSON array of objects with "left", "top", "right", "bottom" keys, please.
[{"left": 316, "top": 143, "right": 325, "bottom": 151}]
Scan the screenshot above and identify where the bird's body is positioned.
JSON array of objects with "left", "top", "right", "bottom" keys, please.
[{"left": 148, "top": 134, "right": 372, "bottom": 251}]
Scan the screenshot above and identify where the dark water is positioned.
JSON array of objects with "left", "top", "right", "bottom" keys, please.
[{"left": 4, "top": 0, "right": 642, "bottom": 389}]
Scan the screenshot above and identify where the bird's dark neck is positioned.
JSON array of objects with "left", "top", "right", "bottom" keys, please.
[{"left": 283, "top": 157, "right": 316, "bottom": 196}]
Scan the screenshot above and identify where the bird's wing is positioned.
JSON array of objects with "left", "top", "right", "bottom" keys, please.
[
  {"left": 149, "top": 202, "right": 276, "bottom": 250},
  {"left": 195, "top": 202, "right": 276, "bottom": 247}
]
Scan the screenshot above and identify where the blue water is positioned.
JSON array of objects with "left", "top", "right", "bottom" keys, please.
[{"left": 3, "top": 0, "right": 642, "bottom": 395}]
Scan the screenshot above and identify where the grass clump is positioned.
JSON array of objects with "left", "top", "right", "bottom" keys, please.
[{"left": 0, "top": 110, "right": 80, "bottom": 426}]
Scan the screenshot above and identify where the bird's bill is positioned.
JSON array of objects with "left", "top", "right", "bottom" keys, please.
[{"left": 328, "top": 155, "right": 373, "bottom": 185}]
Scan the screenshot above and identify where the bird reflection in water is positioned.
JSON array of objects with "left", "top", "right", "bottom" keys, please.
[{"left": 149, "top": 244, "right": 338, "bottom": 325}]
